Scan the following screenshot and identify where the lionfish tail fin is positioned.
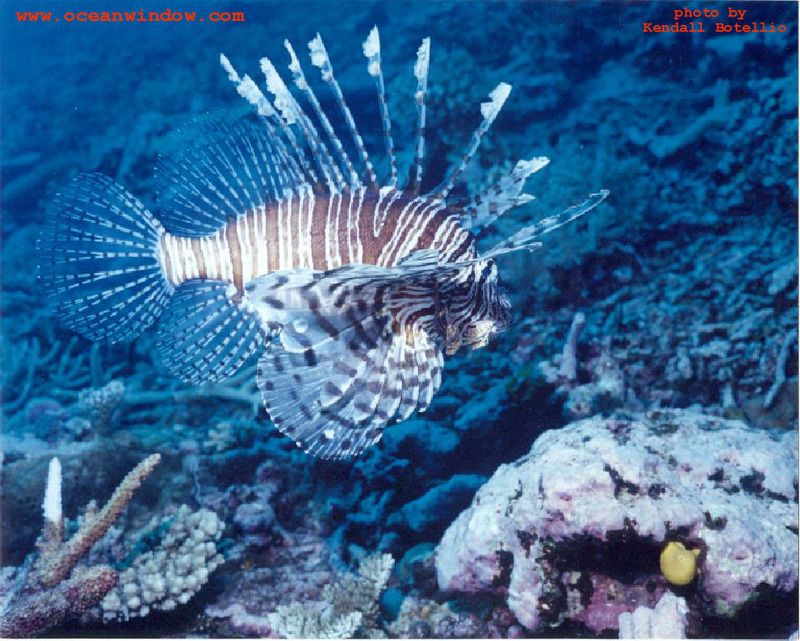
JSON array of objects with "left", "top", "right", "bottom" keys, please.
[
  {"left": 461, "top": 156, "right": 550, "bottom": 232},
  {"left": 38, "top": 173, "right": 172, "bottom": 343},
  {"left": 430, "top": 82, "right": 512, "bottom": 201},
  {"left": 484, "top": 190, "right": 610, "bottom": 259}
]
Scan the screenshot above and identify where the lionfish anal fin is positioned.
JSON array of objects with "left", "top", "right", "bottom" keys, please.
[{"left": 156, "top": 279, "right": 269, "bottom": 386}]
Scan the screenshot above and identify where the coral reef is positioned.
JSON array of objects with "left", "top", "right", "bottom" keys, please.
[
  {"left": 618, "top": 592, "right": 689, "bottom": 639},
  {"left": 0, "top": 455, "right": 160, "bottom": 637},
  {"left": 269, "top": 553, "right": 395, "bottom": 638},
  {"left": 78, "top": 380, "right": 125, "bottom": 433},
  {"left": 436, "top": 410, "right": 798, "bottom": 634},
  {"left": 94, "top": 505, "right": 224, "bottom": 622},
  {"left": 205, "top": 526, "right": 337, "bottom": 637}
]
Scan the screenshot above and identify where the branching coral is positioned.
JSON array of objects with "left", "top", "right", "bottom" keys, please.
[
  {"left": 121, "top": 362, "right": 262, "bottom": 424},
  {"left": 33, "top": 454, "right": 161, "bottom": 589},
  {"left": 2, "top": 333, "right": 126, "bottom": 416},
  {"left": 0, "top": 454, "right": 160, "bottom": 637},
  {"left": 268, "top": 604, "right": 363, "bottom": 639},
  {"left": 268, "top": 553, "right": 395, "bottom": 639},
  {"left": 1, "top": 453, "right": 227, "bottom": 637}
]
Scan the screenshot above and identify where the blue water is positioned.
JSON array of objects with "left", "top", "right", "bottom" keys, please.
[{"left": 2, "top": 1, "right": 797, "bottom": 637}]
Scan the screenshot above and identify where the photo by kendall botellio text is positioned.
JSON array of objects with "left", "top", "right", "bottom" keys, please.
[{"left": 37, "top": 27, "right": 608, "bottom": 460}]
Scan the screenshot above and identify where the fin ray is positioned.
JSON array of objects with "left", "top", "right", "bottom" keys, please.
[
  {"left": 408, "top": 37, "right": 430, "bottom": 193},
  {"left": 484, "top": 190, "right": 610, "bottom": 259},
  {"left": 156, "top": 280, "right": 266, "bottom": 385},
  {"left": 260, "top": 56, "right": 345, "bottom": 192},
  {"left": 284, "top": 40, "right": 361, "bottom": 189},
  {"left": 156, "top": 118, "right": 298, "bottom": 237},
  {"left": 462, "top": 157, "right": 550, "bottom": 232},
  {"left": 309, "top": 33, "right": 378, "bottom": 189},
  {"left": 38, "top": 173, "right": 170, "bottom": 343},
  {"left": 430, "top": 82, "right": 512, "bottom": 200},
  {"left": 363, "top": 27, "right": 398, "bottom": 187}
]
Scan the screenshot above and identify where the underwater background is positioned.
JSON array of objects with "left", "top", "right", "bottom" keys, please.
[{"left": 1, "top": 0, "right": 798, "bottom": 638}]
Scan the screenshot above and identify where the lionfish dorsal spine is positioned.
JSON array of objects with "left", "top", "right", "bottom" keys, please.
[
  {"left": 409, "top": 37, "right": 430, "bottom": 194},
  {"left": 260, "top": 56, "right": 346, "bottom": 192},
  {"left": 220, "top": 54, "right": 320, "bottom": 186},
  {"left": 309, "top": 33, "right": 379, "bottom": 190},
  {"left": 283, "top": 40, "right": 362, "bottom": 190},
  {"left": 430, "top": 82, "right": 513, "bottom": 201},
  {"left": 220, "top": 54, "right": 275, "bottom": 119},
  {"left": 363, "top": 27, "right": 398, "bottom": 189}
]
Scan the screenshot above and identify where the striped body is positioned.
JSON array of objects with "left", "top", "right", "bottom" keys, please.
[{"left": 158, "top": 189, "right": 476, "bottom": 291}]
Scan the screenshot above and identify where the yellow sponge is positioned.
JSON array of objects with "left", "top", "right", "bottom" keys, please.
[{"left": 660, "top": 541, "right": 700, "bottom": 586}]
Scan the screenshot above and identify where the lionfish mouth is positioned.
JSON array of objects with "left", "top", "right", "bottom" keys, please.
[{"left": 464, "top": 319, "right": 502, "bottom": 350}]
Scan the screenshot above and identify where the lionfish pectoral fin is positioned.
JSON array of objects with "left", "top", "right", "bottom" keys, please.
[
  {"left": 156, "top": 279, "right": 268, "bottom": 385},
  {"left": 155, "top": 116, "right": 312, "bottom": 237},
  {"left": 255, "top": 316, "right": 395, "bottom": 460},
  {"left": 244, "top": 263, "right": 444, "bottom": 459}
]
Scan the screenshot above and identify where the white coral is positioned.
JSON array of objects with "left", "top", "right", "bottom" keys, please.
[
  {"left": 268, "top": 604, "right": 363, "bottom": 639},
  {"left": 43, "top": 457, "right": 62, "bottom": 525},
  {"left": 99, "top": 505, "right": 224, "bottom": 622},
  {"left": 269, "top": 552, "right": 394, "bottom": 639},
  {"left": 618, "top": 593, "right": 689, "bottom": 639}
]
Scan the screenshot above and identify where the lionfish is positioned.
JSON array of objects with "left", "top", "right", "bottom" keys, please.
[{"left": 39, "top": 28, "right": 608, "bottom": 459}]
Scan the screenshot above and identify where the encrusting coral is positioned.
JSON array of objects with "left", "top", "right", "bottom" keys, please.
[
  {"left": 436, "top": 410, "right": 798, "bottom": 633},
  {"left": 0, "top": 454, "right": 160, "bottom": 637},
  {"left": 618, "top": 592, "right": 690, "bottom": 639}
]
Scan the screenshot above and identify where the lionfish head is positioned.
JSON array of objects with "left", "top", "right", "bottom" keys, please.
[{"left": 441, "top": 259, "right": 513, "bottom": 355}]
